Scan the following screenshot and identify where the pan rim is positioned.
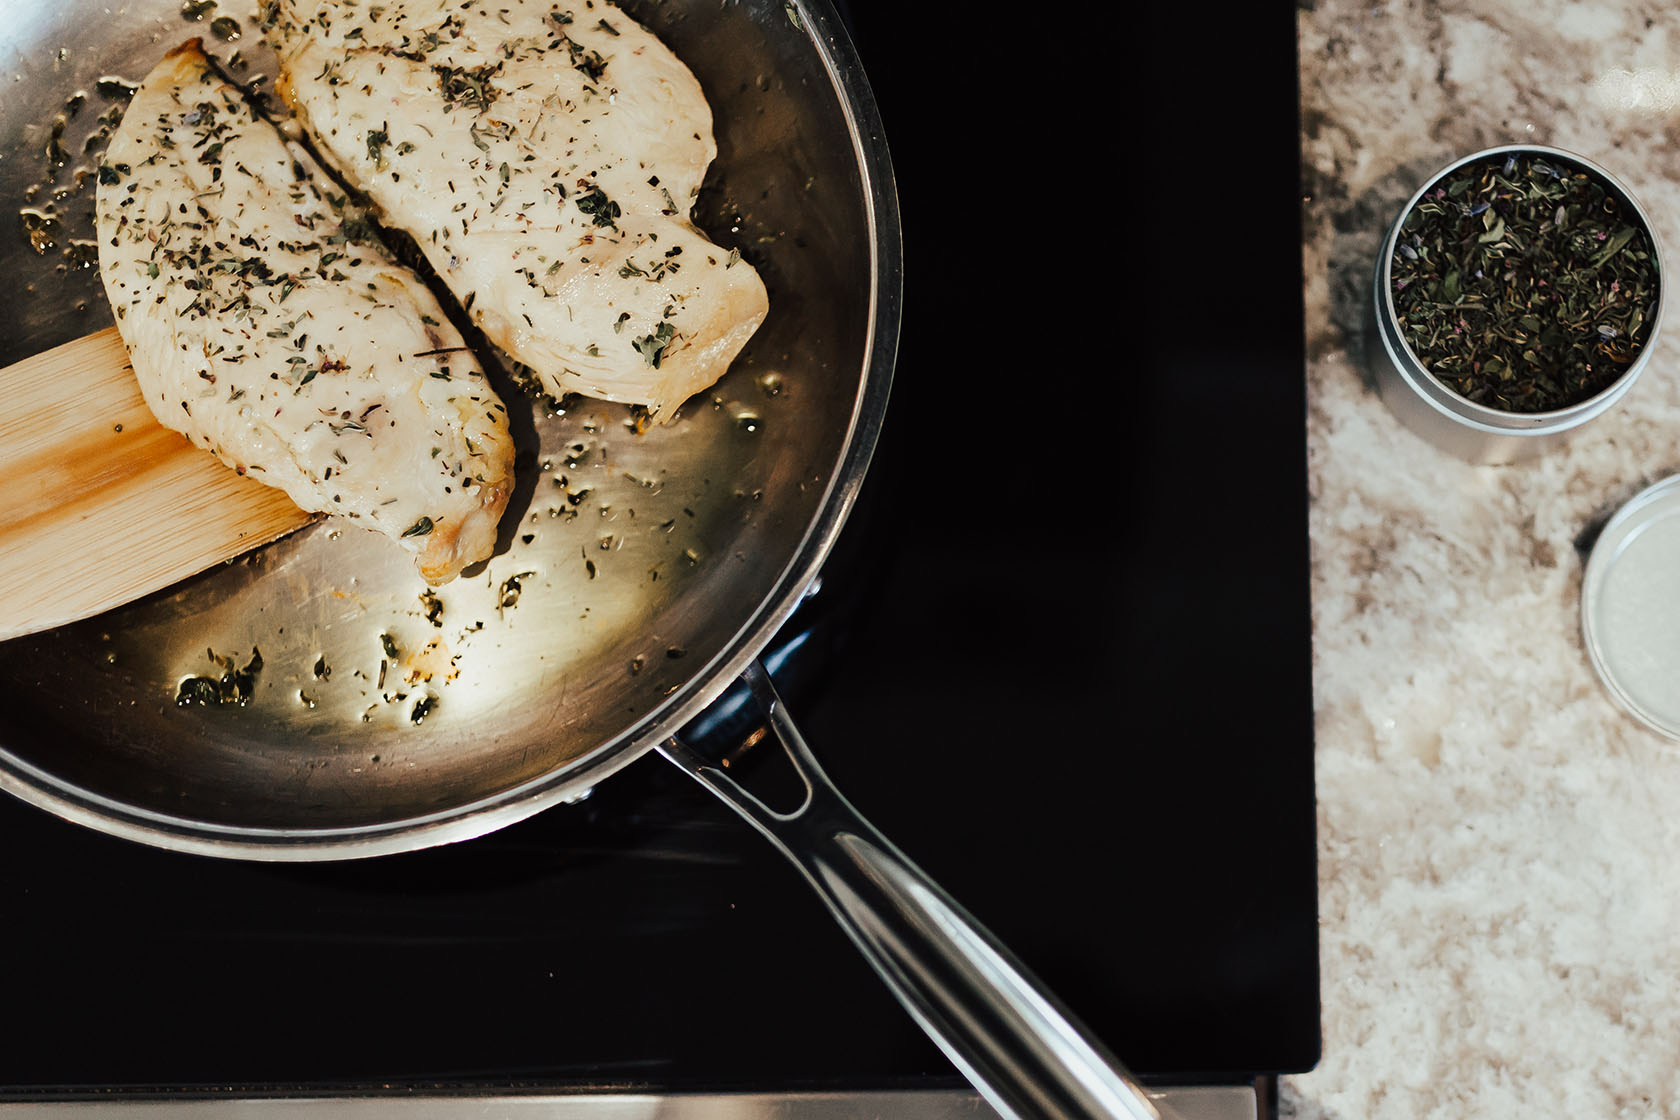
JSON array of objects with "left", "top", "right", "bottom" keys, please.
[{"left": 0, "top": 0, "right": 901, "bottom": 861}]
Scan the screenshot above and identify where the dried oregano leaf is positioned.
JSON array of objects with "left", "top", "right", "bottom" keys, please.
[{"left": 1390, "top": 152, "right": 1660, "bottom": 412}]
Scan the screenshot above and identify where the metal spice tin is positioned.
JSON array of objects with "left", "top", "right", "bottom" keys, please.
[{"left": 1369, "top": 144, "right": 1664, "bottom": 464}]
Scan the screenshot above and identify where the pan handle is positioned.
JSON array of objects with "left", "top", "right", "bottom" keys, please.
[{"left": 658, "top": 659, "right": 1169, "bottom": 1120}]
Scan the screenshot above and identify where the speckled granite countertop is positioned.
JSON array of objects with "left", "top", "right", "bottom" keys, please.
[{"left": 1290, "top": 2, "right": 1680, "bottom": 1117}]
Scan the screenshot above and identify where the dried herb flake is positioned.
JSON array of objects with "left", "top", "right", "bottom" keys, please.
[{"left": 1390, "top": 151, "right": 1660, "bottom": 412}]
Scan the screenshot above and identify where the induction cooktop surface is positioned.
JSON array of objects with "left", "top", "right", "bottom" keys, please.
[{"left": 0, "top": 0, "right": 1316, "bottom": 1104}]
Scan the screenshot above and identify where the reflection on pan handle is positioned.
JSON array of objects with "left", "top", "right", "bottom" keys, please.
[{"left": 658, "top": 659, "right": 1171, "bottom": 1120}]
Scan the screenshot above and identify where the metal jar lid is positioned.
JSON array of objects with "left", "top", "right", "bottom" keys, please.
[{"left": 1582, "top": 475, "right": 1680, "bottom": 738}]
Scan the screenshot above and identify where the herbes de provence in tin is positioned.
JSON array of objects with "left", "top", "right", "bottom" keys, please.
[{"left": 1370, "top": 145, "right": 1663, "bottom": 463}]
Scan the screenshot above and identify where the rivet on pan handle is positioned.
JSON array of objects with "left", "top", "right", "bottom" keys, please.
[{"left": 659, "top": 660, "right": 1168, "bottom": 1120}]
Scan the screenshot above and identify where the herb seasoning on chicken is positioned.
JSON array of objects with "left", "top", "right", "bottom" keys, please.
[
  {"left": 263, "top": 0, "right": 769, "bottom": 420},
  {"left": 95, "top": 41, "right": 515, "bottom": 583}
]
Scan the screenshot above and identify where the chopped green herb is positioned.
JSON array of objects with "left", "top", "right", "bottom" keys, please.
[
  {"left": 575, "top": 186, "right": 620, "bottom": 230},
  {"left": 633, "top": 322, "right": 676, "bottom": 368},
  {"left": 434, "top": 62, "right": 502, "bottom": 114},
  {"left": 566, "top": 38, "right": 608, "bottom": 82},
  {"left": 420, "top": 588, "right": 444, "bottom": 626}
]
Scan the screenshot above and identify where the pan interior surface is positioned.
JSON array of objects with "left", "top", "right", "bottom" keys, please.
[{"left": 0, "top": 0, "right": 893, "bottom": 854}]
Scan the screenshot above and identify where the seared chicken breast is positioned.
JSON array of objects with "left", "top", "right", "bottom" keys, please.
[
  {"left": 264, "top": 0, "right": 768, "bottom": 419},
  {"left": 97, "top": 41, "right": 515, "bottom": 583}
]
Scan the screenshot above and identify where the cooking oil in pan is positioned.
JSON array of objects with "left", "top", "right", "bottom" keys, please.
[{"left": 0, "top": 0, "right": 833, "bottom": 832}]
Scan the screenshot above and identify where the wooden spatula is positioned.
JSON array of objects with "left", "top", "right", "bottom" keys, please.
[{"left": 0, "top": 328, "right": 316, "bottom": 641}]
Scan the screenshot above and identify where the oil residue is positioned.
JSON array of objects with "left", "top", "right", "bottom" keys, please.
[
  {"left": 19, "top": 209, "right": 60, "bottom": 255},
  {"left": 498, "top": 571, "right": 535, "bottom": 612},
  {"left": 94, "top": 77, "right": 138, "bottom": 102},
  {"left": 14, "top": 16, "right": 246, "bottom": 286},
  {"left": 176, "top": 647, "right": 263, "bottom": 708},
  {"left": 44, "top": 112, "right": 71, "bottom": 173},
  {"left": 410, "top": 693, "right": 437, "bottom": 724},
  {"left": 15, "top": 82, "right": 132, "bottom": 273},
  {"left": 60, "top": 239, "right": 98, "bottom": 270},
  {"left": 250, "top": 585, "right": 482, "bottom": 725}
]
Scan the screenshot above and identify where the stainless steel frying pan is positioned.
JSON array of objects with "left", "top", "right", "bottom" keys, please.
[{"left": 0, "top": 2, "right": 1161, "bottom": 1116}]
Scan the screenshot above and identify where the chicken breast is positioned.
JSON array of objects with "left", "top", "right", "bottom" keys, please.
[
  {"left": 264, "top": 0, "right": 768, "bottom": 419},
  {"left": 96, "top": 40, "right": 515, "bottom": 583}
]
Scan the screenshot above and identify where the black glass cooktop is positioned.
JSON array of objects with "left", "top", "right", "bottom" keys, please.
[{"left": 0, "top": 0, "right": 1316, "bottom": 1100}]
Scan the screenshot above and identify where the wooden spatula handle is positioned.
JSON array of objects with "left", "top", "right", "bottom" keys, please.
[{"left": 0, "top": 328, "right": 314, "bottom": 641}]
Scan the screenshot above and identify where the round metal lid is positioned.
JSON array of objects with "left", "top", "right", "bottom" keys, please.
[{"left": 1582, "top": 474, "right": 1680, "bottom": 738}]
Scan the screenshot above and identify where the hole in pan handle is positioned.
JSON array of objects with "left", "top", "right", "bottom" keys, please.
[{"left": 659, "top": 659, "right": 1169, "bottom": 1120}]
